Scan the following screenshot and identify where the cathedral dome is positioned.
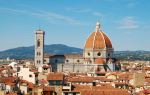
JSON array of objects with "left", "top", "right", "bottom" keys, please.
[{"left": 84, "top": 22, "right": 112, "bottom": 49}]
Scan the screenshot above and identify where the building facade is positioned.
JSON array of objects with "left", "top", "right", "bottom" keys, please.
[{"left": 44, "top": 22, "right": 116, "bottom": 72}]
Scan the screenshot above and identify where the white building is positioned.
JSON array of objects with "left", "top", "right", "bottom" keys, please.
[{"left": 17, "top": 66, "right": 38, "bottom": 84}]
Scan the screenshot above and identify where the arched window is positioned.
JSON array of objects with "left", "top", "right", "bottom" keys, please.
[{"left": 37, "top": 39, "right": 40, "bottom": 47}]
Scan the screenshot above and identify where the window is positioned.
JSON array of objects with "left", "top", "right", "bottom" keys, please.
[
  {"left": 29, "top": 75, "right": 32, "bottom": 77},
  {"left": 87, "top": 52, "right": 90, "bottom": 56},
  {"left": 97, "top": 52, "right": 101, "bottom": 56},
  {"left": 37, "top": 39, "right": 40, "bottom": 47},
  {"left": 108, "top": 53, "right": 110, "bottom": 57},
  {"left": 37, "top": 52, "right": 38, "bottom": 55},
  {"left": 77, "top": 60, "right": 80, "bottom": 63},
  {"left": 55, "top": 59, "right": 58, "bottom": 63},
  {"left": 66, "top": 60, "right": 69, "bottom": 62}
]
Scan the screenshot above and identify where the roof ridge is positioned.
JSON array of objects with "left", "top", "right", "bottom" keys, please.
[
  {"left": 92, "top": 32, "right": 98, "bottom": 49},
  {"left": 100, "top": 31, "right": 106, "bottom": 48}
]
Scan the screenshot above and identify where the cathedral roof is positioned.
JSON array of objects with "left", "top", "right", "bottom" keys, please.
[{"left": 84, "top": 22, "right": 112, "bottom": 49}]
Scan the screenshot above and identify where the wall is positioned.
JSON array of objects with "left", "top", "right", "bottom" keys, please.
[
  {"left": 18, "top": 66, "right": 35, "bottom": 84},
  {"left": 57, "top": 64, "right": 104, "bottom": 73}
]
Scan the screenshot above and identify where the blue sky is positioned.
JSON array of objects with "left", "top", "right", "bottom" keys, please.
[{"left": 0, "top": 0, "right": 150, "bottom": 51}]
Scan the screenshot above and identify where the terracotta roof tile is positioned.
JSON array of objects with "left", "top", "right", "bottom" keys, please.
[
  {"left": 72, "top": 85, "right": 130, "bottom": 95},
  {"left": 47, "top": 72, "right": 64, "bottom": 80}
]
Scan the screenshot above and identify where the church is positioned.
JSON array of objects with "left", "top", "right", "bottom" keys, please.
[{"left": 34, "top": 22, "right": 121, "bottom": 73}]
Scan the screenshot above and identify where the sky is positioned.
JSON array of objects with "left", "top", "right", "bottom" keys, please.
[{"left": 0, "top": 0, "right": 150, "bottom": 51}]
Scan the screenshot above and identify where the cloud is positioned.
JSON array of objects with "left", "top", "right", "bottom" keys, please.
[
  {"left": 66, "top": 8, "right": 104, "bottom": 19},
  {"left": 126, "top": 1, "right": 138, "bottom": 8},
  {"left": 0, "top": 8, "right": 84, "bottom": 25},
  {"left": 93, "top": 12, "right": 104, "bottom": 18},
  {"left": 117, "top": 16, "right": 139, "bottom": 29},
  {"left": 126, "top": 3, "right": 135, "bottom": 8},
  {"left": 66, "top": 8, "right": 91, "bottom": 13},
  {"left": 41, "top": 11, "right": 84, "bottom": 25}
]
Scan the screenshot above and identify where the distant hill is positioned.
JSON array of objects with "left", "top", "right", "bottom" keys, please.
[
  {"left": 0, "top": 44, "right": 82, "bottom": 59},
  {"left": 114, "top": 50, "right": 150, "bottom": 61},
  {"left": 0, "top": 44, "right": 150, "bottom": 61}
]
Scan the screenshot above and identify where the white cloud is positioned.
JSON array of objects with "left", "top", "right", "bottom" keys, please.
[
  {"left": 66, "top": 8, "right": 104, "bottom": 18},
  {"left": 117, "top": 16, "right": 139, "bottom": 29},
  {"left": 0, "top": 8, "right": 84, "bottom": 25},
  {"left": 66, "top": 8, "right": 91, "bottom": 13},
  {"left": 126, "top": 1, "right": 138, "bottom": 8},
  {"left": 93, "top": 12, "right": 103, "bottom": 18},
  {"left": 126, "top": 3, "right": 135, "bottom": 8}
]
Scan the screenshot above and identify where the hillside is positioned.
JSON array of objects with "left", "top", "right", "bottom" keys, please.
[
  {"left": 0, "top": 44, "right": 82, "bottom": 59},
  {"left": 0, "top": 44, "right": 150, "bottom": 61}
]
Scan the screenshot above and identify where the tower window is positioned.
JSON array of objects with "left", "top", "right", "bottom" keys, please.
[
  {"left": 97, "top": 52, "right": 101, "bottom": 56},
  {"left": 108, "top": 53, "right": 110, "bottom": 57},
  {"left": 37, "top": 39, "right": 40, "bottom": 47}
]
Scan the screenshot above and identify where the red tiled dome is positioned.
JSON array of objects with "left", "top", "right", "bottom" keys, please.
[{"left": 84, "top": 22, "right": 112, "bottom": 49}]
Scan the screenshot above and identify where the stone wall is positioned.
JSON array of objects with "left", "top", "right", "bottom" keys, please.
[{"left": 57, "top": 63, "right": 105, "bottom": 73}]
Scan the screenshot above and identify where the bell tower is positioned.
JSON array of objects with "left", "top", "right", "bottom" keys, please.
[{"left": 35, "top": 29, "right": 45, "bottom": 67}]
